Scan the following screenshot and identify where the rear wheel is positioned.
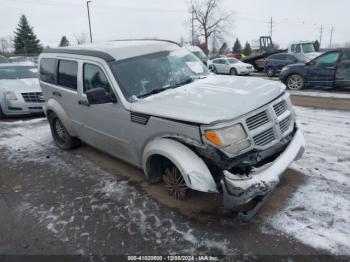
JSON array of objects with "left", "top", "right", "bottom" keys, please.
[
  {"left": 48, "top": 112, "right": 81, "bottom": 150},
  {"left": 230, "top": 68, "right": 237, "bottom": 75},
  {"left": 0, "top": 104, "right": 5, "bottom": 119},
  {"left": 162, "top": 164, "right": 189, "bottom": 200},
  {"left": 266, "top": 67, "right": 275, "bottom": 78},
  {"left": 287, "top": 74, "right": 305, "bottom": 90}
]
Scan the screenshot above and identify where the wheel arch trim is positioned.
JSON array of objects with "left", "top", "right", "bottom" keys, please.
[
  {"left": 142, "top": 138, "right": 218, "bottom": 193},
  {"left": 45, "top": 99, "right": 78, "bottom": 137}
]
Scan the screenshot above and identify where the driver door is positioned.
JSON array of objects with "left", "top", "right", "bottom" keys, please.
[
  {"left": 77, "top": 61, "right": 136, "bottom": 163},
  {"left": 307, "top": 51, "right": 340, "bottom": 87},
  {"left": 335, "top": 50, "right": 350, "bottom": 88}
]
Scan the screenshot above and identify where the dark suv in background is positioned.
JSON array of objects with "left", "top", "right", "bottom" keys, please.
[
  {"left": 280, "top": 49, "right": 350, "bottom": 90},
  {"left": 264, "top": 53, "right": 301, "bottom": 77}
]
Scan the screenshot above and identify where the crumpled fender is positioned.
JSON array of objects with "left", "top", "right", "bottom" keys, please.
[
  {"left": 45, "top": 98, "right": 77, "bottom": 137},
  {"left": 143, "top": 138, "right": 218, "bottom": 193}
]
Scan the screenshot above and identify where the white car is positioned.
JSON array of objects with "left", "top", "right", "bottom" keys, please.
[{"left": 210, "top": 57, "right": 255, "bottom": 75}]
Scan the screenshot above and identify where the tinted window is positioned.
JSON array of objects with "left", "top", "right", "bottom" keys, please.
[
  {"left": 316, "top": 52, "right": 340, "bottom": 65},
  {"left": 40, "top": 58, "right": 57, "bottom": 84},
  {"left": 270, "top": 54, "right": 285, "bottom": 60},
  {"left": 0, "top": 66, "right": 37, "bottom": 80},
  {"left": 83, "top": 63, "right": 112, "bottom": 94},
  {"left": 295, "top": 45, "right": 302, "bottom": 53},
  {"left": 340, "top": 51, "right": 350, "bottom": 63},
  {"left": 57, "top": 60, "right": 78, "bottom": 90}
]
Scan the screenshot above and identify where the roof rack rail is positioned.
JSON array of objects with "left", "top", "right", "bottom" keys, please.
[{"left": 108, "top": 39, "right": 181, "bottom": 47}]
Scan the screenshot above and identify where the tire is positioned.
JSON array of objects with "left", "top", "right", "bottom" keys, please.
[
  {"left": 0, "top": 104, "right": 4, "bottom": 119},
  {"left": 48, "top": 112, "right": 81, "bottom": 150},
  {"left": 286, "top": 74, "right": 305, "bottom": 90},
  {"left": 266, "top": 67, "right": 275, "bottom": 78},
  {"left": 210, "top": 65, "right": 217, "bottom": 74},
  {"left": 162, "top": 163, "right": 189, "bottom": 200},
  {"left": 230, "top": 68, "right": 237, "bottom": 75}
]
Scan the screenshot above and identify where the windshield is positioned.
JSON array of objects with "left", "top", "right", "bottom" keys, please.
[
  {"left": 228, "top": 58, "right": 239, "bottom": 64},
  {"left": 192, "top": 51, "right": 207, "bottom": 60},
  {"left": 110, "top": 49, "right": 210, "bottom": 100},
  {"left": 0, "top": 66, "right": 37, "bottom": 80},
  {"left": 302, "top": 43, "right": 316, "bottom": 53}
]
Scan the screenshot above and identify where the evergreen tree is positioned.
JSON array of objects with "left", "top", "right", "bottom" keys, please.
[
  {"left": 59, "top": 36, "right": 69, "bottom": 47},
  {"left": 314, "top": 40, "right": 320, "bottom": 51},
  {"left": 243, "top": 42, "right": 252, "bottom": 56},
  {"left": 232, "top": 38, "right": 242, "bottom": 54},
  {"left": 13, "top": 15, "right": 41, "bottom": 55},
  {"left": 219, "top": 42, "right": 228, "bottom": 55}
]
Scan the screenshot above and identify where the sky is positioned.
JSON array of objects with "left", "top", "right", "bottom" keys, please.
[{"left": 0, "top": 0, "right": 349, "bottom": 50}]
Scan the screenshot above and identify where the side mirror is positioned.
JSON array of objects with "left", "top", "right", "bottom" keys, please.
[{"left": 86, "top": 87, "right": 116, "bottom": 105}]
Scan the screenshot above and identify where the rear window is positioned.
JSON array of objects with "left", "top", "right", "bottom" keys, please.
[
  {"left": 40, "top": 58, "right": 57, "bottom": 84},
  {"left": 270, "top": 54, "right": 285, "bottom": 60},
  {"left": 57, "top": 60, "right": 78, "bottom": 90},
  {"left": 0, "top": 66, "right": 37, "bottom": 80}
]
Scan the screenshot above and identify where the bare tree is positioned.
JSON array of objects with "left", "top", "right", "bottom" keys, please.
[
  {"left": 191, "top": 0, "right": 233, "bottom": 53},
  {"left": 0, "top": 37, "right": 10, "bottom": 55}
]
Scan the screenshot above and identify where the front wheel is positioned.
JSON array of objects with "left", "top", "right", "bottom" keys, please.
[
  {"left": 209, "top": 65, "right": 217, "bottom": 74},
  {"left": 230, "top": 68, "right": 237, "bottom": 75},
  {"left": 48, "top": 112, "right": 81, "bottom": 150},
  {"left": 286, "top": 74, "right": 305, "bottom": 90},
  {"left": 162, "top": 164, "right": 189, "bottom": 200},
  {"left": 266, "top": 67, "right": 275, "bottom": 78}
]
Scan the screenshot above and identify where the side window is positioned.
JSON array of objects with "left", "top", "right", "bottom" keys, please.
[
  {"left": 83, "top": 63, "right": 112, "bottom": 94},
  {"left": 315, "top": 52, "right": 340, "bottom": 65},
  {"left": 340, "top": 51, "right": 350, "bottom": 63},
  {"left": 291, "top": 45, "right": 296, "bottom": 53},
  {"left": 40, "top": 58, "right": 57, "bottom": 84},
  {"left": 213, "top": 59, "right": 221, "bottom": 64},
  {"left": 286, "top": 55, "right": 297, "bottom": 62},
  {"left": 295, "top": 45, "right": 301, "bottom": 53},
  {"left": 57, "top": 60, "right": 78, "bottom": 90}
]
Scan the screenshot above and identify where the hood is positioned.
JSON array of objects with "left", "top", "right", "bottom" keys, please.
[
  {"left": 294, "top": 52, "right": 322, "bottom": 62},
  {"left": 0, "top": 78, "right": 41, "bottom": 93},
  {"left": 131, "top": 75, "right": 286, "bottom": 125}
]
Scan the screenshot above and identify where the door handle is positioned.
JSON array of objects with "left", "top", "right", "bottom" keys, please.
[
  {"left": 78, "top": 100, "right": 90, "bottom": 107},
  {"left": 326, "top": 66, "right": 335, "bottom": 69},
  {"left": 52, "top": 91, "right": 62, "bottom": 97}
]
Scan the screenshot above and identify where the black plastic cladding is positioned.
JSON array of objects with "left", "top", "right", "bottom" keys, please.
[{"left": 42, "top": 48, "right": 116, "bottom": 62}]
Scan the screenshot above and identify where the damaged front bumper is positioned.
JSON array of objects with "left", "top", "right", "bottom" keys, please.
[{"left": 221, "top": 129, "right": 305, "bottom": 211}]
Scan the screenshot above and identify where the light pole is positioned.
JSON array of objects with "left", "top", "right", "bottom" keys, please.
[{"left": 87, "top": 1, "right": 93, "bottom": 43}]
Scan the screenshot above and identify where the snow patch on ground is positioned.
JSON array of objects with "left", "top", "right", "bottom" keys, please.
[
  {"left": 288, "top": 90, "right": 350, "bottom": 99},
  {"left": 267, "top": 107, "right": 350, "bottom": 255}
]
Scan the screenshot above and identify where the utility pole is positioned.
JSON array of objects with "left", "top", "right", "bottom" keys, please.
[
  {"left": 319, "top": 25, "right": 323, "bottom": 48},
  {"left": 269, "top": 17, "right": 273, "bottom": 38},
  {"left": 191, "top": 5, "right": 195, "bottom": 45},
  {"left": 87, "top": 1, "right": 93, "bottom": 43},
  {"left": 329, "top": 26, "right": 334, "bottom": 48}
]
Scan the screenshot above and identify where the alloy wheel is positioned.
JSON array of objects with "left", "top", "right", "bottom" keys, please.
[
  {"left": 162, "top": 165, "right": 188, "bottom": 200},
  {"left": 287, "top": 74, "right": 304, "bottom": 90}
]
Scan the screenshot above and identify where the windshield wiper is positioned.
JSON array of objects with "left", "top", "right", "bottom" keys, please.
[{"left": 137, "top": 77, "right": 194, "bottom": 99}]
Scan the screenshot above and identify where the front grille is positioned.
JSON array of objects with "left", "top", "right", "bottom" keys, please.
[
  {"left": 253, "top": 128, "right": 275, "bottom": 146},
  {"left": 280, "top": 117, "right": 291, "bottom": 134},
  {"left": 246, "top": 111, "right": 269, "bottom": 130},
  {"left": 22, "top": 92, "right": 44, "bottom": 103},
  {"left": 273, "top": 100, "right": 287, "bottom": 116}
]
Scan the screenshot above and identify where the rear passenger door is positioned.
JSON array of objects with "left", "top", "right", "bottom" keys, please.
[
  {"left": 77, "top": 61, "right": 136, "bottom": 162},
  {"left": 40, "top": 58, "right": 85, "bottom": 134},
  {"left": 335, "top": 50, "right": 350, "bottom": 88}
]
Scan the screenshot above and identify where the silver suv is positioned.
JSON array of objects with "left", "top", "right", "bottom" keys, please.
[{"left": 39, "top": 40, "right": 305, "bottom": 221}]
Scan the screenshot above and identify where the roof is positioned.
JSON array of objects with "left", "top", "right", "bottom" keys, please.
[{"left": 42, "top": 39, "right": 181, "bottom": 62}]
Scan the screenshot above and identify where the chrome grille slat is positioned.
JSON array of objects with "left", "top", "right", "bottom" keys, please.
[
  {"left": 21, "top": 92, "right": 44, "bottom": 103},
  {"left": 280, "top": 116, "right": 291, "bottom": 134},
  {"left": 273, "top": 100, "right": 287, "bottom": 116},
  {"left": 253, "top": 128, "right": 275, "bottom": 146},
  {"left": 246, "top": 111, "right": 269, "bottom": 130}
]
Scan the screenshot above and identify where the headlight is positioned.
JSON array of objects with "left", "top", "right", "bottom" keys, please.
[
  {"left": 281, "top": 66, "right": 290, "bottom": 72},
  {"left": 4, "top": 91, "right": 18, "bottom": 101},
  {"left": 204, "top": 124, "right": 251, "bottom": 154}
]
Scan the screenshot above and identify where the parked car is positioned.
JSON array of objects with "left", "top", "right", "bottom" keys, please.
[
  {"left": 280, "top": 49, "right": 350, "bottom": 90},
  {"left": 185, "top": 45, "right": 208, "bottom": 65},
  {"left": 209, "top": 57, "right": 255, "bottom": 75},
  {"left": 0, "top": 63, "right": 44, "bottom": 118},
  {"left": 264, "top": 53, "right": 302, "bottom": 77},
  {"left": 39, "top": 40, "right": 305, "bottom": 221}
]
